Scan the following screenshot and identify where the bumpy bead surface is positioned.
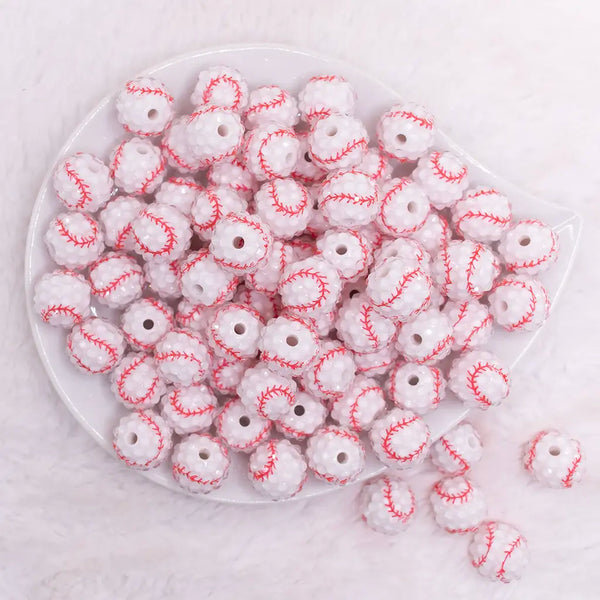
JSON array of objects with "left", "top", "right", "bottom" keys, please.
[
  {"left": 376, "top": 177, "right": 430, "bottom": 236},
  {"left": 110, "top": 137, "right": 166, "bottom": 195},
  {"left": 161, "top": 384, "right": 218, "bottom": 435},
  {"left": 191, "top": 65, "right": 249, "bottom": 112},
  {"left": 316, "top": 229, "right": 373, "bottom": 282},
  {"left": 121, "top": 297, "right": 174, "bottom": 351},
  {"left": 395, "top": 309, "right": 454, "bottom": 365},
  {"left": 443, "top": 300, "right": 493, "bottom": 352},
  {"left": 110, "top": 352, "right": 166, "bottom": 409},
  {"left": 34, "top": 269, "right": 91, "bottom": 327},
  {"left": 412, "top": 150, "right": 468, "bottom": 209},
  {"left": 244, "top": 123, "right": 299, "bottom": 181},
  {"left": 67, "top": 317, "right": 125, "bottom": 374},
  {"left": 155, "top": 176, "right": 202, "bottom": 216},
  {"left": 215, "top": 398, "right": 272, "bottom": 453},
  {"left": 330, "top": 375, "right": 386, "bottom": 431},
  {"left": 154, "top": 329, "right": 210, "bottom": 386},
  {"left": 388, "top": 362, "right": 446, "bottom": 415},
  {"left": 244, "top": 85, "right": 299, "bottom": 129},
  {"left": 298, "top": 75, "right": 356, "bottom": 124},
  {"left": 275, "top": 391, "right": 327, "bottom": 440},
  {"left": 88, "top": 252, "right": 144, "bottom": 309},
  {"left": 99, "top": 195, "right": 144, "bottom": 251},
  {"left": 431, "top": 422, "right": 483, "bottom": 475}
]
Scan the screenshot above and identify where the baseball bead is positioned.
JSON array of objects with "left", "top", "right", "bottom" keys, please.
[
  {"left": 208, "top": 303, "right": 264, "bottom": 361},
  {"left": 215, "top": 398, "right": 272, "bottom": 453},
  {"left": 410, "top": 211, "right": 451, "bottom": 257},
  {"left": 191, "top": 65, "right": 249, "bottom": 112},
  {"left": 175, "top": 300, "right": 215, "bottom": 332},
  {"left": 45, "top": 212, "right": 104, "bottom": 270},
  {"left": 443, "top": 300, "right": 493, "bottom": 352},
  {"left": 154, "top": 329, "right": 210, "bottom": 386},
  {"left": 248, "top": 439, "right": 307, "bottom": 500},
  {"left": 99, "top": 195, "right": 144, "bottom": 251},
  {"left": 161, "top": 117, "right": 204, "bottom": 173},
  {"left": 470, "top": 521, "right": 528, "bottom": 583},
  {"left": 144, "top": 260, "right": 181, "bottom": 299},
  {"left": 275, "top": 391, "right": 327, "bottom": 440},
  {"left": 110, "top": 352, "right": 166, "bottom": 409},
  {"left": 523, "top": 430, "right": 584, "bottom": 488},
  {"left": 360, "top": 475, "right": 416, "bottom": 535},
  {"left": 452, "top": 186, "right": 512, "bottom": 242},
  {"left": 376, "top": 178, "right": 430, "bottom": 236},
  {"left": 88, "top": 252, "right": 144, "bottom": 309},
  {"left": 448, "top": 350, "right": 510, "bottom": 410},
  {"left": 244, "top": 85, "right": 299, "bottom": 129},
  {"left": 244, "top": 123, "right": 300, "bottom": 181},
  {"left": 208, "top": 157, "right": 257, "bottom": 201},
  {"left": 34, "top": 269, "right": 91, "bottom": 327},
  {"left": 354, "top": 344, "right": 398, "bottom": 377},
  {"left": 431, "top": 422, "right": 483, "bottom": 475},
  {"left": 234, "top": 285, "right": 278, "bottom": 322},
  {"left": 369, "top": 408, "right": 431, "bottom": 469},
  {"left": 155, "top": 176, "right": 202, "bottom": 216},
  {"left": 498, "top": 219, "right": 559, "bottom": 275},
  {"left": 113, "top": 410, "right": 173, "bottom": 470},
  {"left": 67, "top": 317, "right": 125, "bottom": 375},
  {"left": 121, "top": 297, "right": 174, "bottom": 351},
  {"left": 245, "top": 240, "right": 293, "bottom": 295},
  {"left": 430, "top": 475, "right": 487, "bottom": 534},
  {"left": 298, "top": 75, "right": 356, "bottom": 124},
  {"left": 161, "top": 384, "right": 218, "bottom": 435},
  {"left": 53, "top": 152, "right": 113, "bottom": 212},
  {"left": 388, "top": 362, "right": 446, "bottom": 415},
  {"left": 306, "top": 426, "right": 366, "bottom": 485},
  {"left": 373, "top": 237, "right": 429, "bottom": 270},
  {"left": 316, "top": 229, "right": 373, "bottom": 282},
  {"left": 209, "top": 356, "right": 251, "bottom": 397},
  {"left": 116, "top": 76, "right": 174, "bottom": 137},
  {"left": 357, "top": 147, "right": 393, "bottom": 183},
  {"left": 290, "top": 131, "right": 327, "bottom": 186},
  {"left": 110, "top": 137, "right": 166, "bottom": 195},
  {"left": 488, "top": 275, "right": 550, "bottom": 332},
  {"left": 172, "top": 434, "right": 230, "bottom": 494},
  {"left": 331, "top": 376, "right": 386, "bottom": 431}
]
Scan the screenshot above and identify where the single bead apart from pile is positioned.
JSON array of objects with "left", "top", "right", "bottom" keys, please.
[
  {"left": 431, "top": 422, "right": 484, "bottom": 475},
  {"left": 523, "top": 430, "right": 584, "bottom": 488},
  {"left": 360, "top": 476, "right": 416, "bottom": 535},
  {"left": 34, "top": 270, "right": 91, "bottom": 327},
  {"left": 469, "top": 521, "right": 528, "bottom": 583}
]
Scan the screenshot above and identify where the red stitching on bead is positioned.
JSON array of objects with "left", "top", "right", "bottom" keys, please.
[
  {"left": 265, "top": 179, "right": 309, "bottom": 217},
  {"left": 382, "top": 477, "right": 415, "bottom": 522},
  {"left": 459, "top": 313, "right": 492, "bottom": 352},
  {"left": 114, "top": 411, "right": 165, "bottom": 468},
  {"left": 430, "top": 151, "right": 467, "bottom": 183},
  {"left": 494, "top": 279, "right": 537, "bottom": 331},
  {"left": 416, "top": 334, "right": 453, "bottom": 365},
  {"left": 251, "top": 439, "right": 279, "bottom": 480},
  {"left": 440, "top": 436, "right": 469, "bottom": 474},
  {"left": 433, "top": 479, "right": 473, "bottom": 503},
  {"left": 379, "top": 178, "right": 429, "bottom": 235},
  {"left": 358, "top": 302, "right": 379, "bottom": 349},
  {"left": 126, "top": 81, "right": 173, "bottom": 103},
  {"left": 173, "top": 463, "right": 222, "bottom": 487},
  {"left": 466, "top": 362, "right": 509, "bottom": 407},
  {"left": 114, "top": 222, "right": 133, "bottom": 251},
  {"left": 261, "top": 351, "right": 306, "bottom": 372},
  {"left": 169, "top": 388, "right": 215, "bottom": 418},
  {"left": 465, "top": 243, "right": 485, "bottom": 298},
  {"left": 61, "top": 160, "right": 93, "bottom": 210},
  {"left": 133, "top": 209, "right": 177, "bottom": 257},
  {"left": 110, "top": 141, "right": 126, "bottom": 179},
  {"left": 506, "top": 223, "right": 558, "bottom": 272},
  {"left": 139, "top": 155, "right": 166, "bottom": 195},
  {"left": 314, "top": 138, "right": 368, "bottom": 167},
  {"left": 496, "top": 535, "right": 524, "bottom": 583},
  {"left": 455, "top": 210, "right": 510, "bottom": 237},
  {"left": 347, "top": 385, "right": 381, "bottom": 430},
  {"left": 562, "top": 445, "right": 582, "bottom": 488},
  {"left": 381, "top": 416, "right": 429, "bottom": 462},
  {"left": 192, "top": 188, "right": 222, "bottom": 232},
  {"left": 385, "top": 109, "right": 433, "bottom": 130},
  {"left": 472, "top": 522, "right": 496, "bottom": 568},
  {"left": 372, "top": 268, "right": 422, "bottom": 308},
  {"left": 122, "top": 123, "right": 163, "bottom": 138},
  {"left": 90, "top": 256, "right": 142, "bottom": 297},
  {"left": 312, "top": 346, "right": 347, "bottom": 397},
  {"left": 309, "top": 75, "right": 345, "bottom": 83},
  {"left": 116, "top": 356, "right": 159, "bottom": 406},
  {"left": 216, "top": 400, "right": 271, "bottom": 450},
  {"left": 168, "top": 176, "right": 202, "bottom": 191},
  {"left": 68, "top": 323, "right": 119, "bottom": 374},
  {"left": 162, "top": 135, "right": 198, "bottom": 172},
  {"left": 41, "top": 304, "right": 82, "bottom": 324},
  {"left": 255, "top": 128, "right": 296, "bottom": 179},
  {"left": 202, "top": 74, "right": 243, "bottom": 110},
  {"left": 55, "top": 214, "right": 99, "bottom": 248},
  {"left": 305, "top": 108, "right": 332, "bottom": 122},
  {"left": 256, "top": 385, "right": 294, "bottom": 418},
  {"left": 523, "top": 430, "right": 548, "bottom": 472},
  {"left": 245, "top": 87, "right": 288, "bottom": 118},
  {"left": 279, "top": 267, "right": 330, "bottom": 312}
]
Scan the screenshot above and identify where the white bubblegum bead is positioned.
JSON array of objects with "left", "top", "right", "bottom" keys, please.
[
  {"left": 154, "top": 329, "right": 210, "bottom": 386},
  {"left": 443, "top": 300, "right": 493, "bottom": 352},
  {"left": 432, "top": 240, "right": 500, "bottom": 301},
  {"left": 259, "top": 315, "right": 320, "bottom": 376},
  {"left": 412, "top": 150, "right": 469, "bottom": 209},
  {"left": 376, "top": 177, "right": 430, "bottom": 236},
  {"left": 370, "top": 408, "right": 431, "bottom": 469},
  {"left": 208, "top": 157, "right": 258, "bottom": 201},
  {"left": 288, "top": 235, "right": 317, "bottom": 261},
  {"left": 110, "top": 137, "right": 166, "bottom": 195},
  {"left": 34, "top": 269, "right": 91, "bottom": 327},
  {"left": 179, "top": 249, "right": 239, "bottom": 307},
  {"left": 208, "top": 303, "right": 264, "bottom": 360},
  {"left": 354, "top": 344, "right": 398, "bottom": 377},
  {"left": 116, "top": 76, "right": 174, "bottom": 137},
  {"left": 191, "top": 65, "right": 248, "bottom": 111},
  {"left": 452, "top": 186, "right": 512, "bottom": 242},
  {"left": 331, "top": 376, "right": 386, "bottom": 431},
  {"left": 88, "top": 252, "right": 144, "bottom": 309},
  {"left": 175, "top": 300, "right": 215, "bottom": 333},
  {"left": 290, "top": 131, "right": 327, "bottom": 186},
  {"left": 155, "top": 176, "right": 202, "bottom": 216},
  {"left": 53, "top": 153, "right": 113, "bottom": 212},
  {"left": 210, "top": 212, "right": 274, "bottom": 275},
  {"left": 244, "top": 85, "right": 299, "bottom": 129},
  {"left": 275, "top": 391, "right": 327, "bottom": 439},
  {"left": 298, "top": 74, "right": 356, "bottom": 123},
  {"left": 161, "top": 117, "right": 204, "bottom": 173},
  {"left": 278, "top": 256, "right": 341, "bottom": 316},
  {"left": 295, "top": 309, "right": 337, "bottom": 338},
  {"left": 244, "top": 123, "right": 300, "bottom": 181},
  {"left": 248, "top": 439, "right": 307, "bottom": 500},
  {"left": 316, "top": 229, "right": 373, "bottom": 282},
  {"left": 245, "top": 240, "right": 293, "bottom": 295},
  {"left": 215, "top": 398, "right": 272, "bottom": 453},
  {"left": 301, "top": 339, "right": 355, "bottom": 400},
  {"left": 306, "top": 426, "right": 366, "bottom": 485},
  {"left": 234, "top": 285, "right": 278, "bottom": 322},
  {"left": 172, "top": 434, "right": 230, "bottom": 494},
  {"left": 309, "top": 114, "right": 368, "bottom": 171},
  {"left": 431, "top": 475, "right": 487, "bottom": 534},
  {"left": 254, "top": 178, "right": 312, "bottom": 239},
  {"left": 361, "top": 475, "right": 416, "bottom": 534},
  {"left": 377, "top": 102, "right": 435, "bottom": 162},
  {"left": 185, "top": 106, "right": 244, "bottom": 166},
  {"left": 318, "top": 169, "right": 379, "bottom": 228},
  {"left": 523, "top": 430, "right": 584, "bottom": 488},
  {"left": 191, "top": 185, "right": 247, "bottom": 241},
  {"left": 131, "top": 203, "right": 191, "bottom": 263},
  {"left": 374, "top": 237, "right": 429, "bottom": 270},
  {"left": 113, "top": 410, "right": 172, "bottom": 470},
  {"left": 144, "top": 260, "right": 181, "bottom": 299},
  {"left": 45, "top": 212, "right": 104, "bottom": 269},
  {"left": 357, "top": 147, "right": 393, "bottom": 183},
  {"left": 431, "top": 422, "right": 483, "bottom": 475},
  {"left": 161, "top": 384, "right": 218, "bottom": 435},
  {"left": 67, "top": 317, "right": 125, "bottom": 374},
  {"left": 110, "top": 352, "right": 166, "bottom": 409},
  {"left": 388, "top": 362, "right": 446, "bottom": 415},
  {"left": 470, "top": 522, "right": 528, "bottom": 583},
  {"left": 99, "top": 195, "right": 144, "bottom": 251},
  {"left": 210, "top": 357, "right": 252, "bottom": 397},
  {"left": 489, "top": 275, "right": 549, "bottom": 332},
  {"left": 237, "top": 362, "right": 296, "bottom": 419},
  {"left": 360, "top": 222, "right": 385, "bottom": 253},
  {"left": 448, "top": 350, "right": 510, "bottom": 410},
  {"left": 410, "top": 211, "right": 451, "bottom": 256},
  {"left": 396, "top": 309, "right": 454, "bottom": 365},
  {"left": 366, "top": 257, "right": 432, "bottom": 321},
  {"left": 121, "top": 297, "right": 174, "bottom": 351},
  {"left": 336, "top": 293, "right": 396, "bottom": 353},
  {"left": 498, "top": 219, "right": 559, "bottom": 275}
]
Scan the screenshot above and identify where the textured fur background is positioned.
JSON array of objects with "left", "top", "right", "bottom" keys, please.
[{"left": 1, "top": 1, "right": 599, "bottom": 598}]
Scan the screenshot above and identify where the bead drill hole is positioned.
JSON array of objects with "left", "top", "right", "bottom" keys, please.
[
  {"left": 126, "top": 432, "right": 138, "bottom": 445},
  {"left": 147, "top": 108, "right": 159, "bottom": 120},
  {"left": 286, "top": 335, "right": 299, "bottom": 347},
  {"left": 195, "top": 284, "right": 204, "bottom": 295},
  {"left": 412, "top": 334, "right": 423, "bottom": 345},
  {"left": 313, "top": 199, "right": 319, "bottom": 209},
  {"left": 348, "top": 289, "right": 360, "bottom": 298},
  {"left": 336, "top": 245, "right": 348, "bottom": 256},
  {"left": 217, "top": 124, "right": 229, "bottom": 137},
  {"left": 304, "top": 152, "right": 312, "bottom": 163},
  {"left": 294, "top": 405, "right": 305, "bottom": 416},
  {"left": 198, "top": 449, "right": 210, "bottom": 460},
  {"left": 407, "top": 201, "right": 417, "bottom": 214},
  {"left": 239, "top": 416, "right": 250, "bottom": 427},
  {"left": 136, "top": 146, "right": 149, "bottom": 155},
  {"left": 468, "top": 436, "right": 478, "bottom": 448},
  {"left": 519, "top": 236, "right": 531, "bottom": 247},
  {"left": 234, "top": 323, "right": 246, "bottom": 335},
  {"left": 336, "top": 452, "right": 348, "bottom": 464},
  {"left": 499, "top": 301, "right": 509, "bottom": 312},
  {"left": 326, "top": 126, "right": 338, "bottom": 137},
  {"left": 396, "top": 133, "right": 407, "bottom": 144},
  {"left": 408, "top": 375, "right": 419, "bottom": 386},
  {"left": 549, "top": 446, "right": 561, "bottom": 456},
  {"left": 285, "top": 152, "right": 294, "bottom": 165},
  {"left": 233, "top": 236, "right": 245, "bottom": 249},
  {"left": 143, "top": 319, "right": 154, "bottom": 330}
]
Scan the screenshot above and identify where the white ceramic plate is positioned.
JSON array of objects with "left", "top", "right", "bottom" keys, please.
[{"left": 25, "top": 44, "right": 581, "bottom": 504}]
